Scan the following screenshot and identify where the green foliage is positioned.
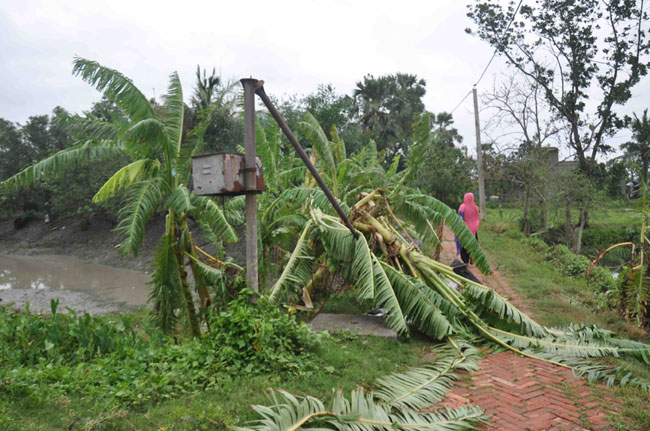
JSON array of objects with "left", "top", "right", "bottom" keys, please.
[
  {"left": 236, "top": 389, "right": 485, "bottom": 431},
  {"left": 545, "top": 245, "right": 591, "bottom": 277},
  {"left": 373, "top": 341, "right": 480, "bottom": 409},
  {"left": 0, "top": 295, "right": 318, "bottom": 407},
  {"left": 269, "top": 220, "right": 315, "bottom": 302},
  {"left": 581, "top": 224, "right": 639, "bottom": 266},
  {"left": 408, "top": 112, "right": 475, "bottom": 206},
  {"left": 207, "top": 293, "right": 317, "bottom": 374},
  {"left": 622, "top": 109, "right": 650, "bottom": 182},
  {"left": 0, "top": 330, "right": 430, "bottom": 430},
  {"left": 72, "top": 57, "right": 156, "bottom": 122},
  {"left": 544, "top": 244, "right": 616, "bottom": 294},
  {"left": 467, "top": 0, "right": 649, "bottom": 174},
  {"left": 0, "top": 301, "right": 138, "bottom": 366},
  {"left": 353, "top": 73, "right": 427, "bottom": 161},
  {"left": 188, "top": 66, "right": 242, "bottom": 153}
]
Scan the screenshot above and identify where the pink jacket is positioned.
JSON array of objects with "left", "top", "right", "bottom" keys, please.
[{"left": 459, "top": 193, "right": 480, "bottom": 235}]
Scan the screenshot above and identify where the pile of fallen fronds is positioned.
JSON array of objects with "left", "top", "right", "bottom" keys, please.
[{"left": 242, "top": 189, "right": 650, "bottom": 430}]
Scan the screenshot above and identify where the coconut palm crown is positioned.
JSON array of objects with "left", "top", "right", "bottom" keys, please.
[{"left": 0, "top": 58, "right": 238, "bottom": 336}]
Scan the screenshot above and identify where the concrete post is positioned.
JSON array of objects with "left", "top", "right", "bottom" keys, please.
[
  {"left": 473, "top": 87, "right": 487, "bottom": 221},
  {"left": 241, "top": 78, "right": 259, "bottom": 292}
]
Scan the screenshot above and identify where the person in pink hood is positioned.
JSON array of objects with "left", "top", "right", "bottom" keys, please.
[{"left": 455, "top": 192, "right": 480, "bottom": 264}]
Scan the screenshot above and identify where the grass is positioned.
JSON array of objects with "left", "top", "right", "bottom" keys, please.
[
  {"left": 479, "top": 210, "right": 650, "bottom": 430},
  {"left": 481, "top": 212, "right": 646, "bottom": 338},
  {"left": 0, "top": 322, "right": 430, "bottom": 431},
  {"left": 4, "top": 203, "right": 650, "bottom": 430}
]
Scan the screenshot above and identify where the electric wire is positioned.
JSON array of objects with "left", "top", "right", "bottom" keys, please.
[
  {"left": 448, "top": 0, "right": 525, "bottom": 114},
  {"left": 450, "top": 89, "right": 473, "bottom": 115}
]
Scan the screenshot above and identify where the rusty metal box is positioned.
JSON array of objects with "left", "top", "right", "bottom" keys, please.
[{"left": 191, "top": 152, "right": 265, "bottom": 196}]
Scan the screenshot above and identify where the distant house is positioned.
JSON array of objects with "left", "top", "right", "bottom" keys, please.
[{"left": 500, "top": 146, "right": 577, "bottom": 202}]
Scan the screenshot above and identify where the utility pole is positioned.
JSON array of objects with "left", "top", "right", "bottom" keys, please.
[
  {"left": 241, "top": 78, "right": 259, "bottom": 292},
  {"left": 473, "top": 86, "right": 487, "bottom": 221}
]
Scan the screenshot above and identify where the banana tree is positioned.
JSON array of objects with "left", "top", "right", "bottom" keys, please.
[
  {"left": 619, "top": 180, "right": 650, "bottom": 328},
  {"left": 0, "top": 58, "right": 238, "bottom": 336},
  {"left": 269, "top": 189, "right": 650, "bottom": 388},
  {"left": 237, "top": 340, "right": 488, "bottom": 431},
  {"left": 261, "top": 111, "right": 476, "bottom": 307}
]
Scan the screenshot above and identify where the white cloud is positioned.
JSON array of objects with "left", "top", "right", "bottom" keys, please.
[{"left": 0, "top": 0, "right": 648, "bottom": 158}]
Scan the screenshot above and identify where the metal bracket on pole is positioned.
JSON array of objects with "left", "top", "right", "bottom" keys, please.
[{"left": 254, "top": 83, "right": 359, "bottom": 239}]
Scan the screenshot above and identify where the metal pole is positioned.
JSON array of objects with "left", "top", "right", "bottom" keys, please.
[
  {"left": 241, "top": 78, "right": 259, "bottom": 292},
  {"left": 255, "top": 83, "right": 359, "bottom": 239},
  {"left": 473, "top": 87, "right": 487, "bottom": 221}
]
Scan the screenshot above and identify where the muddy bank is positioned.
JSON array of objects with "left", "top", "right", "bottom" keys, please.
[
  {"left": 0, "top": 212, "right": 247, "bottom": 314},
  {"left": 0, "top": 212, "right": 246, "bottom": 272},
  {"left": 0, "top": 253, "right": 152, "bottom": 314},
  {"left": 0, "top": 212, "right": 160, "bottom": 272}
]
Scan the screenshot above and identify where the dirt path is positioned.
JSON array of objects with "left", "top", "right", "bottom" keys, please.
[{"left": 436, "top": 228, "right": 614, "bottom": 430}]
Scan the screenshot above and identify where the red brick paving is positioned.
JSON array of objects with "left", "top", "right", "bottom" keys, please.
[
  {"left": 428, "top": 352, "right": 614, "bottom": 430},
  {"left": 431, "top": 229, "right": 617, "bottom": 430}
]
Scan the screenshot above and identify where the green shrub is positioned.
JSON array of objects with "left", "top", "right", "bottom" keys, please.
[
  {"left": 589, "top": 266, "right": 617, "bottom": 294},
  {"left": 535, "top": 244, "right": 617, "bottom": 306},
  {"left": 545, "top": 245, "right": 590, "bottom": 277},
  {"left": 581, "top": 224, "right": 639, "bottom": 250},
  {"left": 205, "top": 293, "right": 317, "bottom": 374},
  {"left": 522, "top": 236, "right": 548, "bottom": 252},
  {"left": 0, "top": 301, "right": 141, "bottom": 366},
  {"left": 0, "top": 293, "right": 318, "bottom": 406}
]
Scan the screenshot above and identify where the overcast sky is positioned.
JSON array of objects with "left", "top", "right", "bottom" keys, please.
[{"left": 1, "top": 0, "right": 648, "bottom": 157}]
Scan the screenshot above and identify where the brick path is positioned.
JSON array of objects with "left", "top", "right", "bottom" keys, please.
[
  {"left": 430, "top": 352, "right": 613, "bottom": 430},
  {"left": 434, "top": 229, "right": 615, "bottom": 430}
]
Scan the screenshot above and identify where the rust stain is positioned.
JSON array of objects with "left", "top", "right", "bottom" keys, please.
[{"left": 191, "top": 152, "right": 265, "bottom": 196}]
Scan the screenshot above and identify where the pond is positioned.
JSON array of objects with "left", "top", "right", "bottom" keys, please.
[{"left": 0, "top": 254, "right": 151, "bottom": 314}]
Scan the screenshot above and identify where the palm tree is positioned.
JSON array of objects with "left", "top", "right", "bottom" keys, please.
[
  {"left": 264, "top": 111, "right": 490, "bottom": 313},
  {"left": 623, "top": 109, "right": 650, "bottom": 182},
  {"left": 188, "top": 66, "right": 241, "bottom": 153},
  {"left": 1, "top": 58, "right": 238, "bottom": 336},
  {"left": 258, "top": 112, "right": 650, "bottom": 409}
]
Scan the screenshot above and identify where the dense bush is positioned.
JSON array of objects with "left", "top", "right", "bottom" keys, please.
[
  {"left": 542, "top": 244, "right": 616, "bottom": 295},
  {"left": 0, "top": 293, "right": 318, "bottom": 406},
  {"left": 581, "top": 224, "right": 639, "bottom": 266},
  {"left": 205, "top": 293, "right": 317, "bottom": 374},
  {"left": 545, "top": 245, "right": 591, "bottom": 276},
  {"left": 522, "top": 236, "right": 548, "bottom": 252},
  {"left": 0, "top": 300, "right": 140, "bottom": 366}
]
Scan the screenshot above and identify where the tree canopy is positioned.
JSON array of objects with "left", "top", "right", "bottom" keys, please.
[{"left": 467, "top": 0, "right": 650, "bottom": 175}]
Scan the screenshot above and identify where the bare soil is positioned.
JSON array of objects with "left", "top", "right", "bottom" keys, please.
[{"left": 0, "top": 212, "right": 247, "bottom": 271}]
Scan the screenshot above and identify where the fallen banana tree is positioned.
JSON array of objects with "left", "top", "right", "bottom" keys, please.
[
  {"left": 242, "top": 189, "right": 650, "bottom": 430},
  {"left": 270, "top": 190, "right": 650, "bottom": 380},
  {"left": 236, "top": 340, "right": 489, "bottom": 431}
]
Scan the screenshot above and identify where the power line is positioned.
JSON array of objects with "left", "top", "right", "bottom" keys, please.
[
  {"left": 450, "top": 89, "right": 473, "bottom": 115},
  {"left": 447, "top": 0, "right": 524, "bottom": 114},
  {"left": 473, "top": 0, "right": 523, "bottom": 87}
]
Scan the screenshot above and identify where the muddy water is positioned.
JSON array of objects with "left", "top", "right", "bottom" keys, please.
[{"left": 0, "top": 254, "right": 151, "bottom": 314}]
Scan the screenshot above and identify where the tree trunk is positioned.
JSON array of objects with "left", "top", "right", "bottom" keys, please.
[
  {"left": 523, "top": 192, "right": 531, "bottom": 236},
  {"left": 174, "top": 216, "right": 201, "bottom": 337},
  {"left": 177, "top": 249, "right": 201, "bottom": 337},
  {"left": 565, "top": 202, "right": 577, "bottom": 251},
  {"left": 535, "top": 188, "right": 548, "bottom": 231},
  {"left": 578, "top": 206, "right": 590, "bottom": 229},
  {"left": 574, "top": 199, "right": 591, "bottom": 254}
]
